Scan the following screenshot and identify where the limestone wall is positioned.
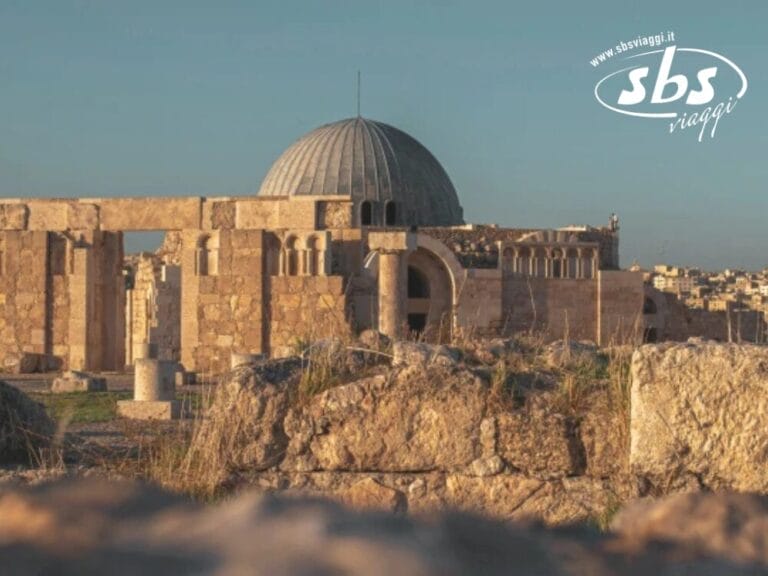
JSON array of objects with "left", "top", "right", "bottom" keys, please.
[
  {"left": 597, "top": 270, "right": 644, "bottom": 345},
  {"left": 0, "top": 231, "right": 48, "bottom": 371},
  {"left": 0, "top": 229, "right": 124, "bottom": 372},
  {"left": 125, "top": 256, "right": 181, "bottom": 365},
  {"left": 180, "top": 229, "right": 267, "bottom": 374},
  {"left": 501, "top": 276, "right": 598, "bottom": 342},
  {"left": 269, "top": 276, "right": 348, "bottom": 357},
  {"left": 455, "top": 269, "right": 503, "bottom": 335}
]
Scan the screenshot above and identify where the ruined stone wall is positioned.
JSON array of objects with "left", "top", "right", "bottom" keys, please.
[
  {"left": 181, "top": 229, "right": 267, "bottom": 374},
  {"left": 125, "top": 256, "right": 181, "bottom": 365},
  {"left": 455, "top": 270, "right": 504, "bottom": 336},
  {"left": 0, "top": 231, "right": 48, "bottom": 371},
  {"left": 597, "top": 271, "right": 644, "bottom": 346},
  {"left": 0, "top": 229, "right": 124, "bottom": 372},
  {"left": 268, "top": 276, "right": 348, "bottom": 357},
  {"left": 501, "top": 276, "right": 598, "bottom": 342},
  {"left": 48, "top": 233, "right": 69, "bottom": 370}
]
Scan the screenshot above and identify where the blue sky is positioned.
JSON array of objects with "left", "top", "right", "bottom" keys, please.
[{"left": 0, "top": 0, "right": 766, "bottom": 269}]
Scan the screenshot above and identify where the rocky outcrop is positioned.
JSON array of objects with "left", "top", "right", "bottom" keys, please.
[
  {"left": 631, "top": 341, "right": 768, "bottom": 492},
  {"left": 190, "top": 358, "right": 301, "bottom": 473},
  {"left": 193, "top": 342, "right": 624, "bottom": 525},
  {"left": 2, "top": 479, "right": 768, "bottom": 575},
  {"left": 282, "top": 365, "right": 488, "bottom": 473},
  {"left": 0, "top": 381, "right": 53, "bottom": 463}
]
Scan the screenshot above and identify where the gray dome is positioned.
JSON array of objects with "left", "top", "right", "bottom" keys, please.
[{"left": 257, "top": 117, "right": 464, "bottom": 226}]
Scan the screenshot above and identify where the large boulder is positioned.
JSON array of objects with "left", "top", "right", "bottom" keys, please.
[
  {"left": 631, "top": 341, "right": 768, "bottom": 491},
  {"left": 0, "top": 382, "right": 53, "bottom": 463},
  {"left": 189, "top": 358, "right": 301, "bottom": 473},
  {"left": 282, "top": 365, "right": 489, "bottom": 473}
]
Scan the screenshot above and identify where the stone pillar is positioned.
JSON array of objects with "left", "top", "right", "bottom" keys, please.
[
  {"left": 68, "top": 245, "right": 93, "bottom": 371},
  {"left": 118, "top": 358, "right": 180, "bottom": 420},
  {"left": 576, "top": 248, "right": 584, "bottom": 279},
  {"left": 545, "top": 248, "right": 553, "bottom": 278},
  {"left": 592, "top": 248, "right": 599, "bottom": 277},
  {"left": 367, "top": 231, "right": 416, "bottom": 340},
  {"left": 180, "top": 230, "right": 201, "bottom": 372},
  {"left": 378, "top": 249, "right": 404, "bottom": 338},
  {"left": 317, "top": 249, "right": 326, "bottom": 275},
  {"left": 512, "top": 247, "right": 520, "bottom": 274},
  {"left": 563, "top": 253, "right": 569, "bottom": 278}
]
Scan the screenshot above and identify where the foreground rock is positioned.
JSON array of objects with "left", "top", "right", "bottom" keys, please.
[
  {"left": 190, "top": 358, "right": 302, "bottom": 473},
  {"left": 192, "top": 344, "right": 627, "bottom": 525},
  {"left": 631, "top": 341, "right": 768, "bottom": 492},
  {"left": 1, "top": 479, "right": 768, "bottom": 575},
  {"left": 0, "top": 381, "right": 53, "bottom": 463}
]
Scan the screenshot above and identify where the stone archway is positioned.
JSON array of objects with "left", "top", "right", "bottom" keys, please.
[{"left": 406, "top": 247, "right": 452, "bottom": 340}]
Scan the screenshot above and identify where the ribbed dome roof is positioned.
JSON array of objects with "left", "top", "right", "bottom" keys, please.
[{"left": 257, "top": 117, "right": 463, "bottom": 226}]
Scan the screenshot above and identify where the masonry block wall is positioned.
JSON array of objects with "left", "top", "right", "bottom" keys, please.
[
  {"left": 597, "top": 270, "right": 644, "bottom": 345},
  {"left": 180, "top": 229, "right": 267, "bottom": 375},
  {"left": 125, "top": 256, "right": 181, "bottom": 365},
  {"left": 268, "top": 276, "right": 348, "bottom": 357},
  {"left": 0, "top": 231, "right": 48, "bottom": 370},
  {"left": 0, "top": 229, "right": 124, "bottom": 372},
  {"left": 501, "top": 276, "right": 598, "bottom": 341}
]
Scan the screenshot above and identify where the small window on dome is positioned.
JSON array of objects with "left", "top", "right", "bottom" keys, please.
[
  {"left": 360, "top": 201, "right": 373, "bottom": 226},
  {"left": 385, "top": 201, "right": 396, "bottom": 226}
]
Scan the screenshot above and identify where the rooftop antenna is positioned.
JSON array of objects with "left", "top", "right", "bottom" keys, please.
[{"left": 357, "top": 70, "right": 361, "bottom": 117}]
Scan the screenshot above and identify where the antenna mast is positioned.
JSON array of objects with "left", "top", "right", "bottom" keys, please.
[{"left": 357, "top": 70, "right": 361, "bottom": 117}]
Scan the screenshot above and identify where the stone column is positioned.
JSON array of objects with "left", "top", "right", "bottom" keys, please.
[
  {"left": 368, "top": 231, "right": 416, "bottom": 340},
  {"left": 68, "top": 245, "right": 93, "bottom": 371},
  {"left": 561, "top": 252, "right": 567, "bottom": 278},
  {"left": 118, "top": 358, "right": 180, "bottom": 420},
  {"left": 378, "top": 249, "right": 404, "bottom": 338},
  {"left": 576, "top": 248, "right": 584, "bottom": 279},
  {"left": 180, "top": 230, "right": 201, "bottom": 372},
  {"left": 592, "top": 248, "right": 599, "bottom": 277},
  {"left": 317, "top": 249, "right": 326, "bottom": 275},
  {"left": 545, "top": 248, "right": 553, "bottom": 278},
  {"left": 299, "top": 249, "right": 308, "bottom": 276}
]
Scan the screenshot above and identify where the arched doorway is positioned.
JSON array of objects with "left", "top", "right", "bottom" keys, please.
[{"left": 406, "top": 247, "right": 452, "bottom": 339}]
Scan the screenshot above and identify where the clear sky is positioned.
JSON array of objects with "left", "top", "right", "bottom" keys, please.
[{"left": 0, "top": 0, "right": 765, "bottom": 269}]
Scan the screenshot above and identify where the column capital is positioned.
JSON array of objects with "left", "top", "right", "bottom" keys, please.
[{"left": 368, "top": 231, "right": 417, "bottom": 254}]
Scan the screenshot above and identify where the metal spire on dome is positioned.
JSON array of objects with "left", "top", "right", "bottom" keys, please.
[{"left": 356, "top": 70, "right": 361, "bottom": 117}]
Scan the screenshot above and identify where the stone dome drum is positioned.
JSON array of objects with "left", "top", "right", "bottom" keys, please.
[{"left": 257, "top": 117, "right": 464, "bottom": 227}]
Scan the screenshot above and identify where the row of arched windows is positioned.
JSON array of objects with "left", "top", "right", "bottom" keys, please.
[
  {"left": 502, "top": 246, "right": 599, "bottom": 279},
  {"left": 280, "top": 234, "right": 327, "bottom": 276},
  {"left": 360, "top": 200, "right": 397, "bottom": 226}
]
